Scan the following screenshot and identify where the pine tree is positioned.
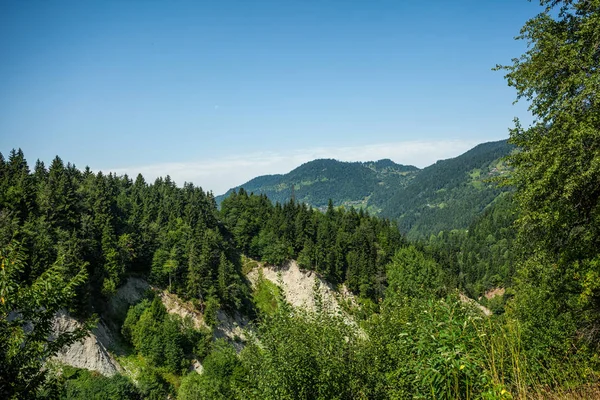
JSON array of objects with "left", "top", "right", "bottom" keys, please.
[{"left": 0, "top": 242, "right": 90, "bottom": 398}]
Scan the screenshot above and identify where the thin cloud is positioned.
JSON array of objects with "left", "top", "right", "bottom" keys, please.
[{"left": 106, "top": 139, "right": 481, "bottom": 195}]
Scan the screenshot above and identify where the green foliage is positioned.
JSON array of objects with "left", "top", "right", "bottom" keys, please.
[
  {"left": 0, "top": 151, "right": 247, "bottom": 317},
  {"left": 497, "top": 0, "right": 600, "bottom": 363},
  {"left": 381, "top": 140, "right": 514, "bottom": 239},
  {"left": 238, "top": 305, "right": 364, "bottom": 399},
  {"left": 136, "top": 368, "right": 172, "bottom": 400},
  {"left": 177, "top": 373, "right": 206, "bottom": 400},
  {"left": 217, "top": 142, "right": 513, "bottom": 239},
  {"left": 221, "top": 192, "right": 404, "bottom": 299},
  {"left": 177, "top": 340, "right": 245, "bottom": 400},
  {"left": 59, "top": 368, "right": 141, "bottom": 400},
  {"left": 121, "top": 297, "right": 205, "bottom": 374},
  {"left": 0, "top": 242, "right": 91, "bottom": 399},
  {"left": 185, "top": 292, "right": 524, "bottom": 399},
  {"left": 190, "top": 326, "right": 213, "bottom": 361},
  {"left": 386, "top": 245, "right": 447, "bottom": 299},
  {"left": 121, "top": 298, "right": 151, "bottom": 342},
  {"left": 423, "top": 193, "right": 518, "bottom": 299},
  {"left": 361, "top": 294, "right": 509, "bottom": 399},
  {"left": 203, "top": 295, "right": 220, "bottom": 327},
  {"left": 252, "top": 270, "right": 281, "bottom": 316},
  {"left": 217, "top": 158, "right": 418, "bottom": 210}
]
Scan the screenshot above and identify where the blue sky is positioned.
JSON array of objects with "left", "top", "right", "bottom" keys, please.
[{"left": 0, "top": 0, "right": 541, "bottom": 194}]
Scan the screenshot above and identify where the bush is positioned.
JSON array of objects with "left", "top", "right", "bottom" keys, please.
[
  {"left": 60, "top": 368, "right": 141, "bottom": 400},
  {"left": 362, "top": 294, "right": 509, "bottom": 399},
  {"left": 122, "top": 297, "right": 209, "bottom": 373}
]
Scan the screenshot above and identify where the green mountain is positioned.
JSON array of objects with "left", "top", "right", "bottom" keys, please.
[
  {"left": 217, "top": 140, "right": 514, "bottom": 238},
  {"left": 379, "top": 140, "right": 514, "bottom": 238},
  {"left": 216, "top": 158, "right": 419, "bottom": 211}
]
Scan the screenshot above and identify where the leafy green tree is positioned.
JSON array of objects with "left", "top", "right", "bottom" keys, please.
[
  {"left": 386, "top": 246, "right": 447, "bottom": 300},
  {"left": 121, "top": 298, "right": 151, "bottom": 342},
  {"left": 217, "top": 252, "right": 240, "bottom": 307},
  {"left": 497, "top": 0, "right": 600, "bottom": 355},
  {"left": 136, "top": 368, "right": 171, "bottom": 400},
  {"left": 239, "top": 303, "right": 364, "bottom": 399},
  {"left": 361, "top": 294, "right": 505, "bottom": 399},
  {"left": 59, "top": 368, "right": 141, "bottom": 400},
  {"left": 122, "top": 297, "right": 202, "bottom": 374},
  {"left": 4, "top": 149, "right": 35, "bottom": 223},
  {"left": 177, "top": 373, "right": 206, "bottom": 400},
  {"left": 296, "top": 239, "right": 315, "bottom": 270},
  {"left": 0, "top": 242, "right": 90, "bottom": 399}
]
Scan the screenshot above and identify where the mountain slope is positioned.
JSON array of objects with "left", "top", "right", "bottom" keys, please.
[
  {"left": 216, "top": 140, "right": 514, "bottom": 237},
  {"left": 379, "top": 140, "right": 514, "bottom": 238},
  {"left": 216, "top": 158, "right": 419, "bottom": 210}
]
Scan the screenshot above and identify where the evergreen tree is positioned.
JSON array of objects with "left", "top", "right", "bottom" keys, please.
[{"left": 0, "top": 242, "right": 90, "bottom": 398}]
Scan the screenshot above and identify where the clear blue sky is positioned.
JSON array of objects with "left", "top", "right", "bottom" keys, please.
[{"left": 0, "top": 0, "right": 541, "bottom": 194}]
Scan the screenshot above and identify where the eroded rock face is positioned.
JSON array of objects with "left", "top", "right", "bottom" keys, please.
[
  {"left": 484, "top": 287, "right": 505, "bottom": 300},
  {"left": 52, "top": 310, "right": 121, "bottom": 376},
  {"left": 247, "top": 260, "right": 342, "bottom": 313},
  {"left": 104, "top": 277, "right": 151, "bottom": 330},
  {"left": 213, "top": 310, "right": 250, "bottom": 352},
  {"left": 458, "top": 293, "right": 492, "bottom": 317},
  {"left": 159, "top": 291, "right": 206, "bottom": 329}
]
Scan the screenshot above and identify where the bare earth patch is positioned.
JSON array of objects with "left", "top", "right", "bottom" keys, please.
[
  {"left": 484, "top": 287, "right": 505, "bottom": 300},
  {"left": 52, "top": 310, "right": 121, "bottom": 376},
  {"left": 459, "top": 293, "right": 493, "bottom": 316},
  {"left": 247, "top": 260, "right": 342, "bottom": 314},
  {"left": 159, "top": 291, "right": 207, "bottom": 329}
]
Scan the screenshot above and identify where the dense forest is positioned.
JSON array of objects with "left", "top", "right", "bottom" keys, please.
[
  {"left": 2, "top": 0, "right": 600, "bottom": 399},
  {"left": 220, "top": 190, "right": 404, "bottom": 298}
]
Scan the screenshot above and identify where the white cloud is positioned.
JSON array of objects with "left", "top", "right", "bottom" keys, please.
[{"left": 105, "top": 139, "right": 480, "bottom": 195}]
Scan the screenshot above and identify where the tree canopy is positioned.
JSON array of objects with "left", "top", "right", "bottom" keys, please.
[{"left": 498, "top": 0, "right": 600, "bottom": 355}]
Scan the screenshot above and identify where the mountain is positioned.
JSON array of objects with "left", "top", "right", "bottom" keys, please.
[
  {"left": 378, "top": 140, "right": 514, "bottom": 238},
  {"left": 216, "top": 158, "right": 419, "bottom": 211},
  {"left": 217, "top": 139, "right": 514, "bottom": 238}
]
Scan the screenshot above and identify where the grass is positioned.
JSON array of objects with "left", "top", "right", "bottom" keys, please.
[
  {"left": 241, "top": 255, "right": 260, "bottom": 275},
  {"left": 471, "top": 315, "right": 599, "bottom": 400},
  {"left": 470, "top": 168, "right": 482, "bottom": 179},
  {"left": 253, "top": 269, "right": 281, "bottom": 316}
]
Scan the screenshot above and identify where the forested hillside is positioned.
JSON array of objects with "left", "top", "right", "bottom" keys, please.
[
  {"left": 0, "top": 150, "right": 246, "bottom": 312},
  {"left": 0, "top": 151, "right": 409, "bottom": 397},
  {"left": 218, "top": 140, "right": 514, "bottom": 239},
  {"left": 216, "top": 158, "right": 419, "bottom": 211},
  {"left": 2, "top": 1, "right": 600, "bottom": 399},
  {"left": 2, "top": 142, "right": 599, "bottom": 399},
  {"left": 220, "top": 190, "right": 404, "bottom": 298},
  {"left": 381, "top": 140, "right": 514, "bottom": 238}
]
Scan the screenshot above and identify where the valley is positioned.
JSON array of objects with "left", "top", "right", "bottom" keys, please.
[{"left": 2, "top": 0, "right": 599, "bottom": 398}]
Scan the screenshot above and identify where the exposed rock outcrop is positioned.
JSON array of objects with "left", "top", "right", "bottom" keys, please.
[
  {"left": 459, "top": 293, "right": 492, "bottom": 316},
  {"left": 213, "top": 310, "right": 249, "bottom": 352},
  {"left": 52, "top": 310, "right": 121, "bottom": 376},
  {"left": 247, "top": 260, "right": 343, "bottom": 314},
  {"left": 105, "top": 277, "right": 150, "bottom": 328},
  {"left": 483, "top": 287, "right": 505, "bottom": 300},
  {"left": 159, "top": 291, "right": 206, "bottom": 329}
]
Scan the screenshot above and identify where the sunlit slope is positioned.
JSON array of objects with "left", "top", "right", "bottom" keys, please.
[{"left": 217, "top": 140, "right": 514, "bottom": 238}]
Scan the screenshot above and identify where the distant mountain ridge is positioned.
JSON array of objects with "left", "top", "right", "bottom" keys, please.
[
  {"left": 379, "top": 140, "right": 514, "bottom": 238},
  {"left": 216, "top": 140, "right": 514, "bottom": 238},
  {"left": 216, "top": 158, "right": 419, "bottom": 210}
]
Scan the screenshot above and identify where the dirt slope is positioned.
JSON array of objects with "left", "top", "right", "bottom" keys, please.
[
  {"left": 247, "top": 260, "right": 346, "bottom": 314},
  {"left": 52, "top": 310, "right": 121, "bottom": 376}
]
